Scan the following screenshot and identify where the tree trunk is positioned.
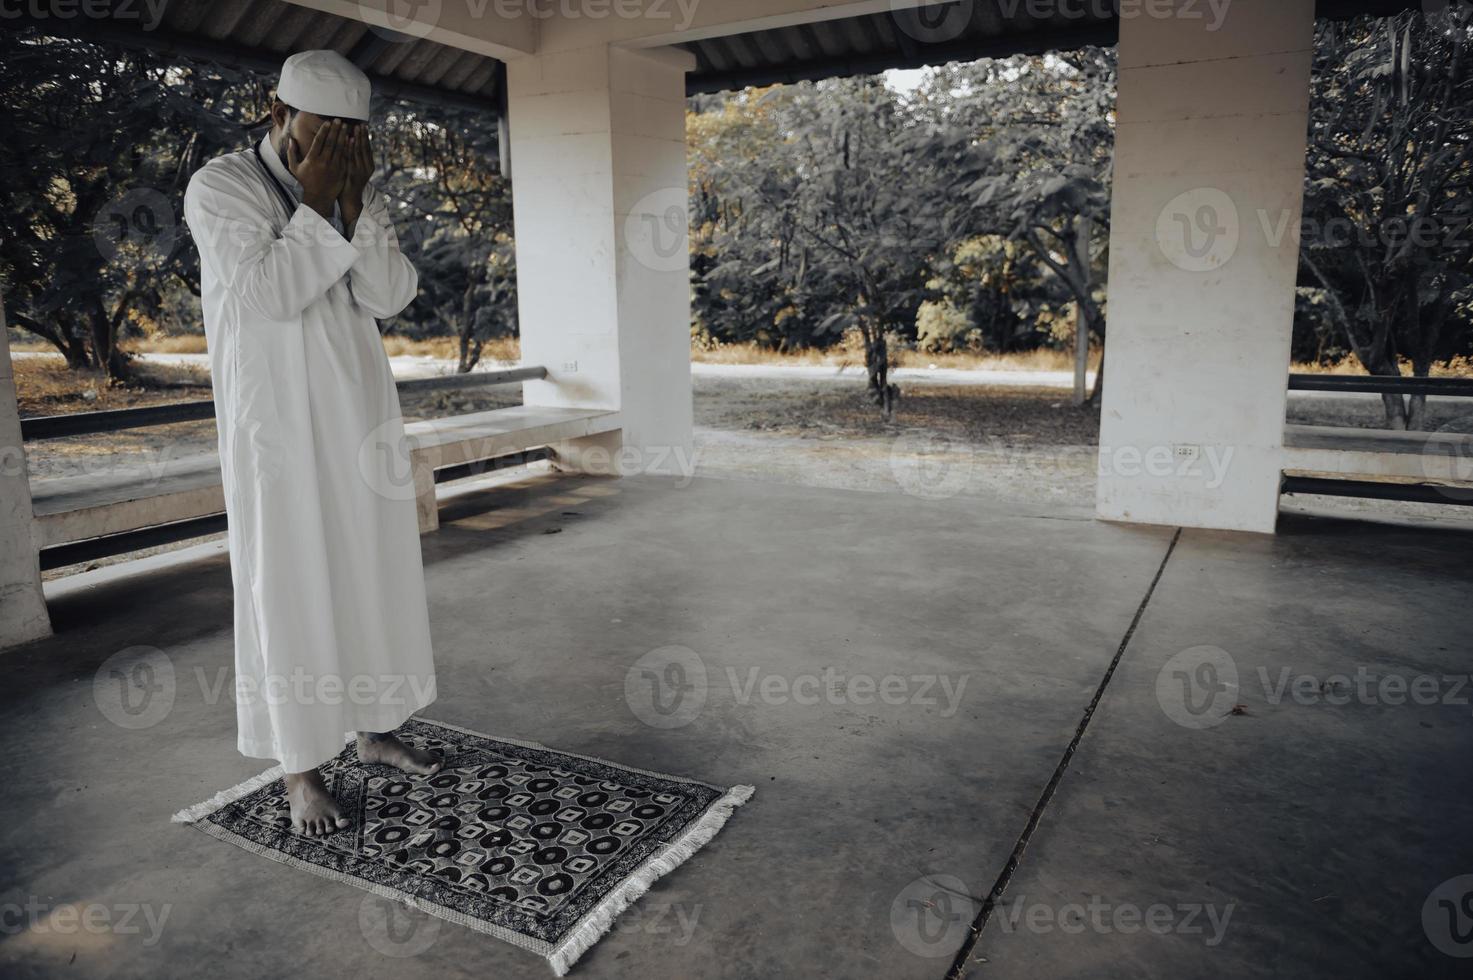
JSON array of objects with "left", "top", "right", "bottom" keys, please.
[
  {"left": 1072, "top": 216, "right": 1093, "bottom": 407},
  {"left": 863, "top": 321, "right": 897, "bottom": 419},
  {"left": 92, "top": 295, "right": 133, "bottom": 381},
  {"left": 1406, "top": 357, "right": 1433, "bottom": 431},
  {"left": 1088, "top": 344, "right": 1105, "bottom": 408},
  {"left": 456, "top": 277, "right": 481, "bottom": 374},
  {"left": 1406, "top": 393, "right": 1427, "bottom": 431},
  {"left": 1381, "top": 393, "right": 1409, "bottom": 430}
]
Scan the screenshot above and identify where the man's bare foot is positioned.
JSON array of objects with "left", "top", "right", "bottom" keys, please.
[
  {"left": 284, "top": 768, "right": 349, "bottom": 837},
  {"left": 356, "top": 731, "right": 443, "bottom": 775}
]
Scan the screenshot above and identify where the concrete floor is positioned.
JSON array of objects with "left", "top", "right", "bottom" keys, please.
[{"left": 0, "top": 473, "right": 1469, "bottom": 979}]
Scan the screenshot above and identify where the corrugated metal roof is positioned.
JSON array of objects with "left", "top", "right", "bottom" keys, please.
[
  {"left": 12, "top": 0, "right": 505, "bottom": 114},
  {"left": 683, "top": 0, "right": 1428, "bottom": 94},
  {"left": 13, "top": 0, "right": 1429, "bottom": 106},
  {"left": 684, "top": 3, "right": 1116, "bottom": 94}
]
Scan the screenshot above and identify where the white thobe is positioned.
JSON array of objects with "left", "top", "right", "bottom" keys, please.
[{"left": 184, "top": 135, "right": 436, "bottom": 773}]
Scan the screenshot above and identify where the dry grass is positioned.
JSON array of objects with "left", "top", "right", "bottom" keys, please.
[
  {"left": 13, "top": 357, "right": 212, "bottom": 417},
  {"left": 379, "top": 335, "right": 463, "bottom": 359},
  {"left": 16, "top": 332, "right": 1470, "bottom": 380},
  {"left": 696, "top": 375, "right": 1101, "bottom": 446},
  {"left": 141, "top": 335, "right": 209, "bottom": 354},
  {"left": 690, "top": 340, "right": 1104, "bottom": 372},
  {"left": 1289, "top": 356, "right": 1472, "bottom": 378}
]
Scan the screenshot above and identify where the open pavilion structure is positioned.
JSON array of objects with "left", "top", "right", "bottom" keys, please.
[{"left": 2, "top": 3, "right": 1471, "bottom": 978}]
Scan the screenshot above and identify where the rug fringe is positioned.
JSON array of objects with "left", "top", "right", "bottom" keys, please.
[
  {"left": 547, "top": 783, "right": 755, "bottom": 977},
  {"left": 171, "top": 765, "right": 284, "bottom": 824}
]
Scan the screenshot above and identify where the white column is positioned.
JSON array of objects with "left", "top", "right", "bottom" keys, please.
[
  {"left": 506, "top": 43, "right": 695, "bottom": 477},
  {"left": 1096, "top": 0, "right": 1314, "bottom": 533},
  {"left": 0, "top": 300, "right": 52, "bottom": 648}
]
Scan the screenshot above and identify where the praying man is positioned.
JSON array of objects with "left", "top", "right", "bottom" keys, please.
[{"left": 184, "top": 50, "right": 441, "bottom": 837}]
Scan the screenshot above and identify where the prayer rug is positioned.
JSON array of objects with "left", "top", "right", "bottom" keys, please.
[{"left": 174, "top": 718, "right": 753, "bottom": 975}]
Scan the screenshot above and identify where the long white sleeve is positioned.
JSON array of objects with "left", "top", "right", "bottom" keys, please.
[
  {"left": 184, "top": 164, "right": 359, "bottom": 323},
  {"left": 346, "top": 185, "right": 419, "bottom": 319}
]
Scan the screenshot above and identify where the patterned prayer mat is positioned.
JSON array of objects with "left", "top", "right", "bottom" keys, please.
[{"left": 173, "top": 718, "right": 753, "bottom": 975}]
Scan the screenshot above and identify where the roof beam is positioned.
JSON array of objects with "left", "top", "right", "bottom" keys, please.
[
  {"left": 548, "top": 0, "right": 951, "bottom": 54},
  {"left": 281, "top": 0, "right": 537, "bottom": 60}
]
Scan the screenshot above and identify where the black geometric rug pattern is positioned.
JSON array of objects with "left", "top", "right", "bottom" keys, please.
[{"left": 174, "top": 718, "right": 753, "bottom": 975}]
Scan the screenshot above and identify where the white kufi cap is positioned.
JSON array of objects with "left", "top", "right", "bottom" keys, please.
[{"left": 276, "top": 49, "right": 372, "bottom": 121}]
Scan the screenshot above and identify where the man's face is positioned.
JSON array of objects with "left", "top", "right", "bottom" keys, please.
[{"left": 274, "top": 102, "right": 366, "bottom": 173}]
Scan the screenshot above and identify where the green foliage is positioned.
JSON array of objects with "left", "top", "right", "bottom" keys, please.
[
  {"left": 1302, "top": 8, "right": 1473, "bottom": 426},
  {"left": 0, "top": 30, "right": 258, "bottom": 375},
  {"left": 687, "top": 52, "right": 1116, "bottom": 409},
  {"left": 923, "top": 235, "right": 1063, "bottom": 354},
  {"left": 5, "top": 11, "right": 1470, "bottom": 422},
  {"left": 0, "top": 30, "right": 514, "bottom": 377},
  {"left": 691, "top": 76, "right": 1000, "bottom": 412},
  {"left": 375, "top": 106, "right": 515, "bottom": 371}
]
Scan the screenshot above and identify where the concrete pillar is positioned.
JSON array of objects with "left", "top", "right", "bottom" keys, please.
[
  {"left": 0, "top": 300, "right": 52, "bottom": 648},
  {"left": 1096, "top": 0, "right": 1315, "bottom": 533},
  {"left": 506, "top": 44, "right": 695, "bottom": 478}
]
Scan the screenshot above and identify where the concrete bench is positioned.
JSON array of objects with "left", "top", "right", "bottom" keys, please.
[
  {"left": 28, "top": 405, "right": 621, "bottom": 565},
  {"left": 404, "top": 405, "right": 620, "bottom": 531},
  {"left": 30, "top": 452, "right": 226, "bottom": 551},
  {"left": 1280, "top": 423, "right": 1472, "bottom": 505}
]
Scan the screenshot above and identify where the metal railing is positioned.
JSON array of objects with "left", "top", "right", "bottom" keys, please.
[
  {"left": 1281, "top": 372, "right": 1473, "bottom": 508},
  {"left": 1287, "top": 373, "right": 1473, "bottom": 397},
  {"left": 20, "top": 365, "right": 548, "bottom": 441},
  {"left": 23, "top": 363, "right": 554, "bottom": 569}
]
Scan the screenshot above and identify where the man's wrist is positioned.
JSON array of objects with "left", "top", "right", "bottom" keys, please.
[{"left": 304, "top": 192, "right": 337, "bottom": 220}]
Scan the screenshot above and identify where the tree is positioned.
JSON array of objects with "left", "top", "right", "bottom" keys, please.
[
  {"left": 2, "top": 29, "right": 517, "bottom": 379},
  {"left": 688, "top": 88, "right": 812, "bottom": 351},
  {"left": 929, "top": 50, "right": 1116, "bottom": 403},
  {"left": 376, "top": 107, "right": 515, "bottom": 372},
  {"left": 698, "top": 78, "right": 990, "bottom": 415},
  {"left": 0, "top": 30, "right": 253, "bottom": 378},
  {"left": 919, "top": 234, "right": 1061, "bottom": 354},
  {"left": 1302, "top": 8, "right": 1473, "bottom": 429}
]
